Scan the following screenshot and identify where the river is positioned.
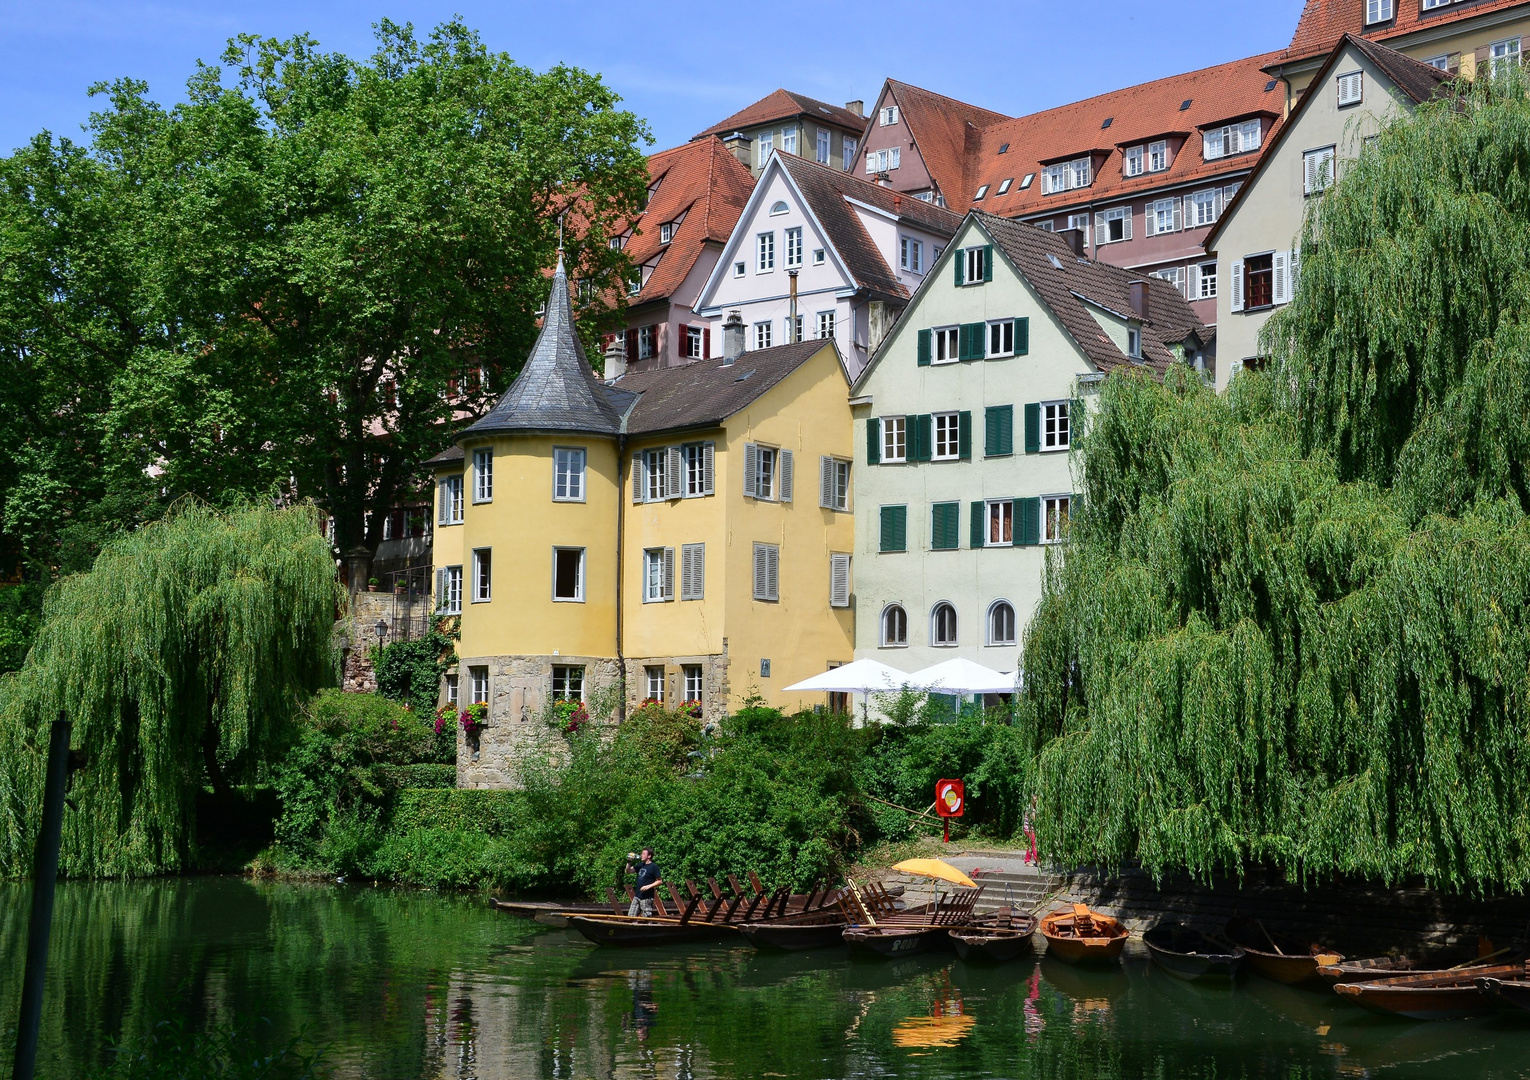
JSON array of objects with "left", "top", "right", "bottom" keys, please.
[{"left": 2, "top": 878, "right": 1527, "bottom": 1078}]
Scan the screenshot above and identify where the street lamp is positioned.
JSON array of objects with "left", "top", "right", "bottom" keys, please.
[{"left": 375, "top": 619, "right": 388, "bottom": 645}]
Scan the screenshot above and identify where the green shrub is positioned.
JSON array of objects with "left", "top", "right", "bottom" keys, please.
[{"left": 371, "top": 623, "right": 458, "bottom": 716}]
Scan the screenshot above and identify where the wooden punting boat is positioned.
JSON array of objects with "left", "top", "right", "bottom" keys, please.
[
  {"left": 1317, "top": 942, "right": 1514, "bottom": 986},
  {"left": 1039, "top": 905, "right": 1129, "bottom": 966},
  {"left": 950, "top": 911, "right": 1038, "bottom": 964},
  {"left": 567, "top": 875, "right": 847, "bottom": 947},
  {"left": 492, "top": 898, "right": 612, "bottom": 927},
  {"left": 1476, "top": 963, "right": 1530, "bottom": 1012},
  {"left": 567, "top": 913, "right": 740, "bottom": 947},
  {"left": 841, "top": 881, "right": 984, "bottom": 959},
  {"left": 1143, "top": 922, "right": 1244, "bottom": 982},
  {"left": 738, "top": 917, "right": 849, "bottom": 951},
  {"left": 1334, "top": 963, "right": 1524, "bottom": 1020},
  {"left": 1224, "top": 918, "right": 1341, "bottom": 985}
]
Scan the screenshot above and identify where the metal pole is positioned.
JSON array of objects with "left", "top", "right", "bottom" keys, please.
[{"left": 12, "top": 715, "right": 72, "bottom": 1080}]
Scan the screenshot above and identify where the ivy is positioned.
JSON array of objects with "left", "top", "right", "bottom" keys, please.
[{"left": 371, "top": 621, "right": 458, "bottom": 717}]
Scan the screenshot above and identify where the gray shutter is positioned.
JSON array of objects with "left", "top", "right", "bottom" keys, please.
[
  {"left": 437, "top": 481, "right": 449, "bottom": 525},
  {"left": 743, "top": 443, "right": 758, "bottom": 498},
  {"left": 1094, "top": 211, "right": 1106, "bottom": 245},
  {"left": 753, "top": 544, "right": 767, "bottom": 598},
  {"left": 1230, "top": 260, "right": 1244, "bottom": 312},
  {"left": 779, "top": 450, "right": 794, "bottom": 502},
  {"left": 1273, "top": 250, "right": 1290, "bottom": 305},
  {"left": 767, "top": 546, "right": 780, "bottom": 600},
  {"left": 666, "top": 446, "right": 683, "bottom": 498},
  {"left": 682, "top": 544, "right": 705, "bottom": 600},
  {"left": 1145, "top": 202, "right": 1157, "bottom": 238},
  {"left": 829, "top": 553, "right": 850, "bottom": 608},
  {"left": 1185, "top": 194, "right": 1197, "bottom": 229},
  {"left": 1172, "top": 198, "right": 1183, "bottom": 232},
  {"left": 820, "top": 456, "right": 835, "bottom": 508},
  {"left": 702, "top": 442, "right": 715, "bottom": 494},
  {"left": 632, "top": 455, "right": 645, "bottom": 502},
  {"left": 1121, "top": 207, "right": 1132, "bottom": 241},
  {"left": 435, "top": 567, "right": 447, "bottom": 611},
  {"left": 663, "top": 547, "right": 675, "bottom": 600}
]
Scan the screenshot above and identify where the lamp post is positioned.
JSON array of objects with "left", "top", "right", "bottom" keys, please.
[{"left": 375, "top": 619, "right": 388, "bottom": 645}]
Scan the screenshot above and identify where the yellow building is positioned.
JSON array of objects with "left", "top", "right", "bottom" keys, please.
[{"left": 429, "top": 262, "right": 854, "bottom": 787}]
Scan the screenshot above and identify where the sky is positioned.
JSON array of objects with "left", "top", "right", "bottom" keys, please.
[{"left": 0, "top": 0, "right": 1302, "bottom": 156}]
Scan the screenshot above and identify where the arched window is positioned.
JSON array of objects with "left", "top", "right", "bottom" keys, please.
[
  {"left": 931, "top": 602, "right": 958, "bottom": 647},
  {"left": 881, "top": 604, "right": 908, "bottom": 647},
  {"left": 987, "top": 600, "right": 1016, "bottom": 646},
  {"left": 770, "top": 200, "right": 790, "bottom": 216}
]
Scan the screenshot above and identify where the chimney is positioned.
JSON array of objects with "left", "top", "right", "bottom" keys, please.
[
  {"left": 721, "top": 131, "right": 753, "bottom": 168},
  {"left": 1057, "top": 227, "right": 1086, "bottom": 258},
  {"left": 722, "top": 310, "right": 746, "bottom": 365},
  {"left": 1128, "top": 280, "right": 1150, "bottom": 322},
  {"left": 845, "top": 100, "right": 865, "bottom": 117},
  {"left": 604, "top": 334, "right": 627, "bottom": 384}
]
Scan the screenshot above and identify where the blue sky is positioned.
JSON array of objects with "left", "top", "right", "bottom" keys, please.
[{"left": 1, "top": 1, "right": 1301, "bottom": 156}]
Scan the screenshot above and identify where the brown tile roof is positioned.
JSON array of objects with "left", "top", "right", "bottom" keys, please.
[
  {"left": 1280, "top": 0, "right": 1530, "bottom": 66},
  {"left": 778, "top": 154, "right": 962, "bottom": 300},
  {"left": 964, "top": 52, "right": 1287, "bottom": 221},
  {"left": 882, "top": 80, "right": 1013, "bottom": 213},
  {"left": 693, "top": 89, "right": 868, "bottom": 141},
  {"left": 613, "top": 339, "right": 841, "bottom": 436},
  {"left": 627, "top": 138, "right": 755, "bottom": 305}
]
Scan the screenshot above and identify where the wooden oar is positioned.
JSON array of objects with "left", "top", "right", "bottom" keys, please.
[
  {"left": 1256, "top": 918, "right": 1286, "bottom": 956},
  {"left": 1447, "top": 946, "right": 1513, "bottom": 970}
]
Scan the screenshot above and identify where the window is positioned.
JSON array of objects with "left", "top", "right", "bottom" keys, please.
[
  {"left": 470, "top": 666, "right": 489, "bottom": 705},
  {"left": 680, "top": 543, "right": 705, "bottom": 600},
  {"left": 1020, "top": 173, "right": 1034, "bottom": 189},
  {"left": 988, "top": 601, "right": 1017, "bottom": 647},
  {"left": 1424, "top": 54, "right": 1454, "bottom": 71},
  {"left": 758, "top": 131, "right": 773, "bottom": 166},
  {"left": 683, "top": 664, "right": 704, "bottom": 702},
  {"left": 879, "top": 505, "right": 908, "bottom": 552},
  {"left": 551, "top": 665, "right": 583, "bottom": 702},
  {"left": 1366, "top": 0, "right": 1392, "bottom": 22},
  {"left": 812, "top": 248, "right": 826, "bottom": 266},
  {"left": 644, "top": 448, "right": 668, "bottom": 501},
  {"left": 881, "top": 604, "right": 908, "bottom": 646},
  {"left": 636, "top": 325, "right": 655, "bottom": 360},
  {"left": 931, "top": 602, "right": 958, "bottom": 647},
  {"left": 1492, "top": 38, "right": 1521, "bottom": 78},
  {"left": 987, "top": 500, "right": 1014, "bottom": 546},
  {"left": 683, "top": 442, "right": 713, "bottom": 497},
  {"left": 930, "top": 501, "right": 960, "bottom": 550},
  {"left": 643, "top": 547, "right": 674, "bottom": 602},
  {"left": 1198, "top": 262, "right": 1218, "bottom": 299},
  {"left": 817, "top": 127, "right": 831, "bottom": 165},
  {"left": 1066, "top": 213, "right": 1090, "bottom": 241},
  {"left": 1042, "top": 401, "right": 1070, "bottom": 451},
  {"left": 785, "top": 227, "right": 803, "bottom": 268},
  {"left": 685, "top": 325, "right": 706, "bottom": 359},
  {"left": 553, "top": 447, "right": 586, "bottom": 501},
  {"left": 1190, "top": 188, "right": 1220, "bottom": 228},
  {"left": 553, "top": 547, "right": 584, "bottom": 601},
  {"left": 781, "top": 128, "right": 798, "bottom": 156},
  {"left": 733, "top": 261, "right": 745, "bottom": 278},
  {"left": 866, "top": 147, "right": 901, "bottom": 173},
  {"left": 881, "top": 416, "right": 907, "bottom": 462},
  {"left": 1123, "top": 145, "right": 1144, "bottom": 177},
  {"left": 816, "top": 310, "right": 835, "bottom": 339},
  {"left": 900, "top": 236, "right": 923, "bottom": 273},
  {"left": 1244, "top": 253, "right": 1274, "bottom": 309},
  {"left": 438, "top": 565, "right": 462, "bottom": 614},
  {"left": 842, "top": 137, "right": 857, "bottom": 170},
  {"left": 880, "top": 105, "right": 899, "bottom": 126},
  {"left": 932, "top": 326, "right": 960, "bottom": 364},
  {"left": 1151, "top": 266, "right": 1187, "bottom": 297},
  {"left": 609, "top": 236, "right": 624, "bottom": 250},
  {"left": 1148, "top": 197, "right": 1181, "bottom": 235},
  {"left": 1304, "top": 146, "right": 1335, "bottom": 195},
  {"left": 769, "top": 199, "right": 788, "bottom": 216},
  {"left": 438, "top": 475, "right": 464, "bottom": 525},
  {"left": 932, "top": 412, "right": 961, "bottom": 460},
  {"left": 1337, "top": 71, "right": 1363, "bottom": 107},
  {"left": 754, "top": 321, "right": 772, "bottom": 350},
  {"left": 1148, "top": 140, "right": 1169, "bottom": 172},
  {"left": 756, "top": 231, "right": 774, "bottom": 271},
  {"left": 1042, "top": 496, "right": 1071, "bottom": 544},
  {"left": 1097, "top": 206, "right": 1131, "bottom": 244},
  {"left": 659, "top": 222, "right": 675, "bottom": 244},
  {"left": 445, "top": 672, "right": 459, "bottom": 706},
  {"left": 645, "top": 666, "right": 665, "bottom": 703},
  {"left": 986, "top": 319, "right": 1015, "bottom": 358},
  {"left": 1127, "top": 325, "right": 1142, "bottom": 359},
  {"left": 963, "top": 246, "right": 986, "bottom": 284},
  {"left": 994, "top": 178, "right": 1011, "bottom": 196},
  {"left": 471, "top": 449, "right": 493, "bottom": 503},
  {"left": 1203, "top": 119, "right": 1262, "bottom": 160},
  {"left": 471, "top": 548, "right": 492, "bottom": 603},
  {"left": 1041, "top": 156, "right": 1092, "bottom": 194},
  {"left": 973, "top": 184, "right": 989, "bottom": 201},
  {"left": 628, "top": 272, "right": 643, "bottom": 296},
  {"left": 747, "top": 444, "right": 779, "bottom": 500},
  {"left": 752, "top": 542, "right": 780, "bottom": 601},
  {"left": 820, "top": 456, "right": 851, "bottom": 510}
]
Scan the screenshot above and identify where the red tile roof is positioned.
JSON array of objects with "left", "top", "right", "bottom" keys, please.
[
  {"left": 693, "top": 89, "right": 868, "bottom": 141},
  {"left": 1280, "top": 0, "right": 1530, "bottom": 66},
  {"left": 966, "top": 51, "right": 1287, "bottom": 221},
  {"left": 882, "top": 80, "right": 1013, "bottom": 213},
  {"left": 627, "top": 138, "right": 755, "bottom": 305}
]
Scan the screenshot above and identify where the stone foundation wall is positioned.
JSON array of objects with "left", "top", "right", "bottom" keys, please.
[
  {"left": 336, "top": 590, "right": 437, "bottom": 694},
  {"left": 622, "top": 643, "right": 730, "bottom": 724}
]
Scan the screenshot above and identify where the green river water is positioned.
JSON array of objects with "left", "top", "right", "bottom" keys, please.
[{"left": 2, "top": 878, "right": 1528, "bottom": 1079}]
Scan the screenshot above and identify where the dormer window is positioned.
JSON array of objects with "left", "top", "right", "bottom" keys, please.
[
  {"left": 1203, "top": 119, "right": 1262, "bottom": 160},
  {"left": 1124, "top": 145, "right": 1144, "bottom": 177},
  {"left": 1127, "top": 324, "right": 1142, "bottom": 359},
  {"left": 880, "top": 105, "right": 900, "bottom": 126},
  {"left": 1149, "top": 140, "right": 1169, "bottom": 172},
  {"left": 659, "top": 222, "right": 675, "bottom": 244},
  {"left": 1366, "top": 0, "right": 1392, "bottom": 23},
  {"left": 973, "top": 184, "right": 989, "bottom": 201},
  {"left": 770, "top": 200, "right": 789, "bottom": 216},
  {"left": 609, "top": 236, "right": 624, "bottom": 250},
  {"left": 1041, "top": 156, "right": 1092, "bottom": 195},
  {"left": 996, "top": 178, "right": 1012, "bottom": 195},
  {"left": 628, "top": 273, "right": 642, "bottom": 296}
]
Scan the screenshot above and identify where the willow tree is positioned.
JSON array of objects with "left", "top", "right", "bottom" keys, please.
[
  {"left": 0, "top": 502, "right": 341, "bottom": 877},
  {"left": 1019, "top": 69, "right": 1530, "bottom": 892}
]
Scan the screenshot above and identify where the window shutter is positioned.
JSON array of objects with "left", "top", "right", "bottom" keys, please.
[
  {"left": 829, "top": 553, "right": 850, "bottom": 608},
  {"left": 680, "top": 545, "right": 693, "bottom": 599},
  {"left": 632, "top": 455, "right": 644, "bottom": 502},
  {"left": 438, "top": 481, "right": 450, "bottom": 525},
  {"left": 982, "top": 245, "right": 994, "bottom": 282},
  {"left": 743, "top": 443, "right": 758, "bottom": 497},
  {"left": 866, "top": 418, "right": 881, "bottom": 465},
  {"left": 702, "top": 442, "right": 715, "bottom": 494},
  {"left": 1273, "top": 251, "right": 1290, "bottom": 305},
  {"left": 890, "top": 147, "right": 900, "bottom": 169},
  {"left": 1304, "top": 152, "right": 1318, "bottom": 195},
  {"left": 753, "top": 545, "right": 768, "bottom": 598},
  {"left": 1172, "top": 198, "right": 1183, "bottom": 233},
  {"left": 435, "top": 567, "right": 447, "bottom": 609},
  {"left": 1230, "top": 260, "right": 1244, "bottom": 312},
  {"left": 1184, "top": 195, "right": 1196, "bottom": 229},
  {"left": 914, "top": 414, "right": 933, "bottom": 461},
  {"left": 984, "top": 404, "right": 1013, "bottom": 456},
  {"left": 880, "top": 505, "right": 906, "bottom": 552},
  {"left": 957, "top": 411, "right": 972, "bottom": 460},
  {"left": 1094, "top": 211, "right": 1106, "bottom": 244},
  {"left": 666, "top": 446, "right": 683, "bottom": 498},
  {"left": 954, "top": 249, "right": 965, "bottom": 287},
  {"left": 970, "top": 501, "right": 985, "bottom": 549},
  {"left": 966, "top": 322, "right": 986, "bottom": 359},
  {"left": 1011, "top": 499, "right": 1025, "bottom": 546},
  {"left": 767, "top": 546, "right": 780, "bottom": 600},
  {"left": 1015, "top": 317, "right": 1029, "bottom": 355},
  {"left": 692, "top": 544, "right": 705, "bottom": 599},
  {"left": 625, "top": 328, "right": 637, "bottom": 362},
  {"left": 1024, "top": 403, "right": 1041, "bottom": 454},
  {"left": 663, "top": 547, "right": 676, "bottom": 600},
  {"left": 1019, "top": 497, "right": 1041, "bottom": 546},
  {"left": 780, "top": 450, "right": 794, "bottom": 502},
  {"left": 1144, "top": 204, "right": 1156, "bottom": 238},
  {"left": 917, "top": 328, "right": 932, "bottom": 366},
  {"left": 1070, "top": 398, "right": 1084, "bottom": 443},
  {"left": 820, "top": 456, "right": 835, "bottom": 507}
]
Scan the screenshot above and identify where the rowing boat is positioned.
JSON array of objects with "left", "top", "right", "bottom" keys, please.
[
  {"left": 844, "top": 924, "right": 950, "bottom": 957},
  {"left": 1334, "top": 963, "right": 1524, "bottom": 1020},
  {"left": 1039, "top": 905, "right": 1129, "bottom": 966},
  {"left": 1475, "top": 964, "right": 1530, "bottom": 1013},
  {"left": 1143, "top": 923, "right": 1244, "bottom": 982},
  {"left": 566, "top": 913, "right": 741, "bottom": 947},
  {"left": 1224, "top": 918, "right": 1341, "bottom": 985},
  {"left": 950, "top": 913, "right": 1038, "bottom": 964}
]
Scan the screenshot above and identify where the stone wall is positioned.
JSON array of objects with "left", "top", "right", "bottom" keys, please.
[
  {"left": 621, "top": 644, "right": 730, "bottom": 724},
  {"left": 336, "top": 589, "right": 435, "bottom": 694}
]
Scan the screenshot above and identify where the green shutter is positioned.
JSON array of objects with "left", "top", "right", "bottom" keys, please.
[
  {"left": 1070, "top": 397, "right": 1083, "bottom": 443},
  {"left": 970, "top": 501, "right": 985, "bottom": 549},
  {"left": 1015, "top": 317, "right": 1029, "bottom": 356},
  {"left": 1019, "top": 497, "right": 1040, "bottom": 546},
  {"left": 931, "top": 502, "right": 957, "bottom": 550},
  {"left": 954, "top": 249, "right": 965, "bottom": 287},
  {"left": 962, "top": 322, "right": 985, "bottom": 360},
  {"left": 985, "top": 405, "right": 1013, "bottom": 457},
  {"left": 983, "top": 245, "right": 994, "bottom": 282},
  {"left": 1012, "top": 498, "right": 1025, "bottom": 546},
  {"left": 1024, "top": 402, "right": 1041, "bottom": 454},
  {"left": 914, "top": 414, "right": 933, "bottom": 461},
  {"left": 917, "top": 328, "right": 931, "bottom": 366},
  {"left": 881, "top": 505, "right": 907, "bottom": 552},
  {"left": 866, "top": 417, "right": 880, "bottom": 465},
  {"left": 958, "top": 411, "right": 972, "bottom": 460}
]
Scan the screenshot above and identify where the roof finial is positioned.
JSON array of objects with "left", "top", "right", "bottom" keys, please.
[{"left": 553, "top": 212, "right": 567, "bottom": 276}]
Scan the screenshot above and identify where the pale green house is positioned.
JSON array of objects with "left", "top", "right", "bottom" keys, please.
[{"left": 850, "top": 211, "right": 1208, "bottom": 681}]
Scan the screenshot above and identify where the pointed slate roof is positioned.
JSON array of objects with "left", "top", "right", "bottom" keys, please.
[{"left": 460, "top": 257, "right": 622, "bottom": 439}]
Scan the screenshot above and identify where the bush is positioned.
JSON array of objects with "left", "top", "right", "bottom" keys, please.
[{"left": 371, "top": 623, "right": 457, "bottom": 716}]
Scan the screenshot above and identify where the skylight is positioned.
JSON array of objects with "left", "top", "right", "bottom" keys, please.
[
  {"left": 1101, "top": 117, "right": 1113, "bottom": 129},
  {"left": 998, "top": 143, "right": 1010, "bottom": 154},
  {"left": 996, "top": 178, "right": 1013, "bottom": 195},
  {"left": 1180, "top": 99, "right": 1193, "bottom": 111},
  {"left": 1020, "top": 173, "right": 1035, "bottom": 189},
  {"left": 973, "top": 184, "right": 989, "bottom": 201}
]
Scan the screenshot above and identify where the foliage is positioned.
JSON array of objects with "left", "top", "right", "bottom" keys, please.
[
  {"left": 371, "top": 622, "right": 457, "bottom": 716},
  {"left": 0, "top": 580, "right": 45, "bottom": 673},
  {"left": 105, "top": 994, "right": 332, "bottom": 1080},
  {"left": 0, "top": 501, "right": 341, "bottom": 878}
]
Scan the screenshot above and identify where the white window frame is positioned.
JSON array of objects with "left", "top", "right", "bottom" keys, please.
[
  {"left": 785, "top": 314, "right": 802, "bottom": 344},
  {"left": 1198, "top": 261, "right": 1218, "bottom": 299},
  {"left": 1149, "top": 197, "right": 1179, "bottom": 234},
  {"left": 1127, "top": 325, "right": 1142, "bottom": 359},
  {"left": 987, "top": 600, "right": 1017, "bottom": 647},
  {"left": 440, "top": 565, "right": 463, "bottom": 615},
  {"left": 757, "top": 130, "right": 773, "bottom": 166},
  {"left": 842, "top": 136, "right": 857, "bottom": 170},
  {"left": 445, "top": 672, "right": 459, "bottom": 706},
  {"left": 754, "top": 446, "right": 778, "bottom": 500},
  {"left": 986, "top": 500, "right": 1013, "bottom": 547},
  {"left": 932, "top": 412, "right": 960, "bottom": 461},
  {"left": 636, "top": 325, "right": 655, "bottom": 361},
  {"left": 812, "top": 248, "right": 826, "bottom": 266},
  {"left": 1491, "top": 37, "right": 1521, "bottom": 78},
  {"left": 1041, "top": 401, "right": 1071, "bottom": 451},
  {"left": 1148, "top": 139, "right": 1169, "bottom": 172},
  {"left": 644, "top": 447, "right": 668, "bottom": 502},
  {"left": 986, "top": 319, "right": 1015, "bottom": 358},
  {"left": 781, "top": 127, "right": 798, "bottom": 156},
  {"left": 973, "top": 184, "right": 989, "bottom": 201},
  {"left": 1304, "top": 145, "right": 1336, "bottom": 196},
  {"left": 817, "top": 127, "right": 831, "bottom": 165},
  {"left": 683, "top": 442, "right": 713, "bottom": 497},
  {"left": 685, "top": 325, "right": 704, "bottom": 359},
  {"left": 933, "top": 326, "right": 960, "bottom": 364},
  {"left": 551, "top": 665, "right": 584, "bottom": 702},
  {"left": 880, "top": 105, "right": 899, "bottom": 126},
  {"left": 996, "top": 178, "right": 1013, "bottom": 195},
  {"left": 826, "top": 458, "right": 851, "bottom": 511},
  {"left": 784, "top": 226, "right": 803, "bottom": 268},
  {"left": 756, "top": 231, "right": 774, "bottom": 272},
  {"left": 881, "top": 604, "right": 908, "bottom": 647},
  {"left": 1366, "top": 0, "right": 1393, "bottom": 22},
  {"left": 963, "top": 247, "right": 984, "bottom": 284},
  {"left": 1190, "top": 188, "right": 1220, "bottom": 228},
  {"left": 470, "top": 666, "right": 489, "bottom": 705},
  {"left": 683, "top": 664, "right": 704, "bottom": 702},
  {"left": 1123, "top": 145, "right": 1143, "bottom": 177},
  {"left": 880, "top": 416, "right": 907, "bottom": 463},
  {"left": 1203, "top": 119, "right": 1262, "bottom": 161},
  {"left": 1151, "top": 266, "right": 1187, "bottom": 298},
  {"left": 471, "top": 548, "right": 491, "bottom": 603},
  {"left": 733, "top": 261, "right": 745, "bottom": 278},
  {"left": 553, "top": 447, "right": 586, "bottom": 502},
  {"left": 1042, "top": 495, "right": 1072, "bottom": 544},
  {"left": 472, "top": 448, "right": 493, "bottom": 503},
  {"left": 645, "top": 665, "right": 665, "bottom": 703},
  {"left": 1337, "top": 71, "right": 1363, "bottom": 108},
  {"left": 900, "top": 236, "right": 923, "bottom": 273},
  {"left": 659, "top": 221, "right": 675, "bottom": 244},
  {"left": 931, "top": 602, "right": 958, "bottom": 647},
  {"left": 754, "top": 321, "right": 772, "bottom": 350},
  {"left": 643, "top": 547, "right": 674, "bottom": 603},
  {"left": 439, "top": 475, "right": 464, "bottom": 525},
  {"left": 1099, "top": 206, "right": 1130, "bottom": 244},
  {"left": 816, "top": 310, "right": 835, "bottom": 339},
  {"left": 552, "top": 547, "right": 585, "bottom": 602}
]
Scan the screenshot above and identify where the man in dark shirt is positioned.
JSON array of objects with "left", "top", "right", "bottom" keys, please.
[{"left": 626, "top": 848, "right": 662, "bottom": 916}]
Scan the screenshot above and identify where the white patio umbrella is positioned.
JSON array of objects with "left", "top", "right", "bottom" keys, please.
[
  {"left": 904, "top": 657, "right": 1018, "bottom": 696},
  {"left": 783, "top": 657, "right": 911, "bottom": 724}
]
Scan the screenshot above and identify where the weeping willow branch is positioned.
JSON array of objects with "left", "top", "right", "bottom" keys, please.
[{"left": 0, "top": 501, "right": 342, "bottom": 877}]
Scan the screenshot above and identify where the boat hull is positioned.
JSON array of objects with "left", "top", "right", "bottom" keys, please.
[
  {"left": 1333, "top": 964, "right": 1523, "bottom": 1021},
  {"left": 1143, "top": 927, "right": 1244, "bottom": 983},
  {"left": 1223, "top": 920, "right": 1338, "bottom": 986},
  {"left": 1477, "top": 977, "right": 1530, "bottom": 1013},
  {"left": 1244, "top": 952, "right": 1323, "bottom": 985},
  {"left": 1038, "top": 907, "right": 1129, "bottom": 966},
  {"left": 844, "top": 926, "right": 949, "bottom": 958},
  {"left": 739, "top": 921, "right": 848, "bottom": 951},
  {"left": 1042, "top": 933, "right": 1128, "bottom": 965},
  {"left": 567, "top": 915, "right": 739, "bottom": 948},
  {"left": 950, "top": 927, "right": 1036, "bottom": 964}
]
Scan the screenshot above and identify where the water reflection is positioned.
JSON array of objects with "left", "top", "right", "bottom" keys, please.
[{"left": 4, "top": 879, "right": 1530, "bottom": 1079}]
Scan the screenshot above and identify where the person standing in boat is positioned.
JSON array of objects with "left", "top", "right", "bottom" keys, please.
[{"left": 625, "top": 848, "right": 663, "bottom": 916}]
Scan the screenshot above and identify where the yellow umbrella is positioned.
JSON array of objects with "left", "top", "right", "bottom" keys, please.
[{"left": 891, "top": 858, "right": 977, "bottom": 888}]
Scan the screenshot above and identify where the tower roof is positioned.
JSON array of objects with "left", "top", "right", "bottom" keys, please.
[{"left": 460, "top": 257, "right": 622, "bottom": 439}]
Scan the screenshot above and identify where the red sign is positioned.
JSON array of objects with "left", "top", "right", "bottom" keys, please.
[{"left": 935, "top": 779, "right": 965, "bottom": 818}]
